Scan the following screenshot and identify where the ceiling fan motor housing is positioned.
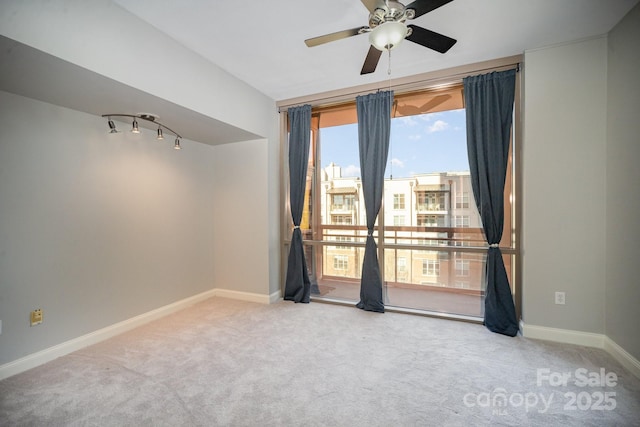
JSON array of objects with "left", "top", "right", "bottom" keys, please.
[{"left": 369, "top": 1, "right": 413, "bottom": 28}]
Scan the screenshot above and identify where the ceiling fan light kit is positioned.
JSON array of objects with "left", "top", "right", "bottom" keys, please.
[
  {"left": 369, "top": 21, "right": 409, "bottom": 51},
  {"left": 305, "top": 0, "right": 457, "bottom": 75}
]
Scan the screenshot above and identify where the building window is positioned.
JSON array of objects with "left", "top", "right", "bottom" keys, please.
[
  {"left": 331, "top": 194, "right": 355, "bottom": 211},
  {"left": 422, "top": 259, "right": 440, "bottom": 276},
  {"left": 417, "top": 214, "right": 445, "bottom": 227},
  {"left": 393, "top": 215, "right": 405, "bottom": 226},
  {"left": 397, "top": 257, "right": 407, "bottom": 272},
  {"left": 393, "top": 193, "right": 405, "bottom": 209},
  {"left": 454, "top": 215, "right": 470, "bottom": 227},
  {"left": 453, "top": 236, "right": 472, "bottom": 247},
  {"left": 417, "top": 192, "right": 445, "bottom": 211},
  {"left": 331, "top": 215, "right": 352, "bottom": 225},
  {"left": 333, "top": 255, "right": 348, "bottom": 270},
  {"left": 331, "top": 235, "right": 353, "bottom": 249},
  {"left": 455, "top": 259, "right": 470, "bottom": 277},
  {"left": 456, "top": 192, "right": 470, "bottom": 209}
]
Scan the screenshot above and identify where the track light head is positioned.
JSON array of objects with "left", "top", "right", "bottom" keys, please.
[
  {"left": 157, "top": 128, "right": 164, "bottom": 140},
  {"left": 174, "top": 138, "right": 181, "bottom": 150},
  {"left": 131, "top": 119, "right": 140, "bottom": 134},
  {"left": 108, "top": 119, "right": 119, "bottom": 134}
]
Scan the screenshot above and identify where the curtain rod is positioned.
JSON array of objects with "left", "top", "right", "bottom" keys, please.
[{"left": 277, "top": 57, "right": 521, "bottom": 113}]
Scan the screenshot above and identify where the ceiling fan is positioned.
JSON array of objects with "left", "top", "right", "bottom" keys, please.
[{"left": 305, "top": 0, "right": 457, "bottom": 75}]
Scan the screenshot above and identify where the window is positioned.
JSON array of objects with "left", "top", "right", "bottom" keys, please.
[
  {"left": 333, "top": 255, "right": 348, "bottom": 270},
  {"left": 455, "top": 259, "right": 470, "bottom": 277},
  {"left": 331, "top": 194, "right": 354, "bottom": 211},
  {"left": 393, "top": 193, "right": 405, "bottom": 209},
  {"left": 417, "top": 192, "right": 445, "bottom": 211},
  {"left": 422, "top": 259, "right": 440, "bottom": 276},
  {"left": 331, "top": 235, "right": 353, "bottom": 249},
  {"left": 283, "top": 66, "right": 518, "bottom": 318},
  {"left": 456, "top": 192, "right": 470, "bottom": 209},
  {"left": 453, "top": 215, "right": 470, "bottom": 227},
  {"left": 417, "top": 215, "right": 445, "bottom": 227},
  {"left": 331, "top": 215, "right": 352, "bottom": 225}
]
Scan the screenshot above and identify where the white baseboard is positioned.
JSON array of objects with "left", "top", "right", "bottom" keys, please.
[
  {"left": 520, "top": 321, "right": 605, "bottom": 347},
  {"left": 213, "top": 288, "right": 282, "bottom": 304},
  {"left": 520, "top": 321, "right": 640, "bottom": 379},
  {"left": 604, "top": 336, "right": 640, "bottom": 379},
  {"left": 0, "top": 287, "right": 279, "bottom": 381}
]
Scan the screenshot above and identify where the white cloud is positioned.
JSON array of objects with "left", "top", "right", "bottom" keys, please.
[
  {"left": 391, "top": 158, "right": 404, "bottom": 168},
  {"left": 342, "top": 164, "right": 361, "bottom": 177},
  {"left": 419, "top": 112, "right": 442, "bottom": 122},
  {"left": 408, "top": 134, "right": 422, "bottom": 141},
  {"left": 428, "top": 120, "right": 449, "bottom": 133},
  {"left": 398, "top": 116, "right": 418, "bottom": 126}
]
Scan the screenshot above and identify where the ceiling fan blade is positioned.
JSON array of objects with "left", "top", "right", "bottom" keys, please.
[
  {"left": 360, "top": 45, "right": 383, "bottom": 75},
  {"left": 360, "top": 0, "right": 386, "bottom": 13},
  {"left": 305, "top": 27, "right": 368, "bottom": 47},
  {"left": 405, "top": 0, "right": 454, "bottom": 19},
  {"left": 406, "top": 25, "right": 457, "bottom": 53}
]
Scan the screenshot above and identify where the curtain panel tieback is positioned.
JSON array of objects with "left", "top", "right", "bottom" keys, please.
[{"left": 489, "top": 243, "right": 499, "bottom": 248}]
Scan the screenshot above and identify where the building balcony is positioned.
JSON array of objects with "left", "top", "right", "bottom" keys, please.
[
  {"left": 416, "top": 203, "right": 447, "bottom": 213},
  {"left": 329, "top": 205, "right": 355, "bottom": 213}
]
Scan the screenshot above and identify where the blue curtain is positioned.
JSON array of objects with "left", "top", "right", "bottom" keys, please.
[
  {"left": 463, "top": 69, "right": 518, "bottom": 336},
  {"left": 284, "top": 105, "right": 312, "bottom": 303},
  {"left": 355, "top": 91, "right": 393, "bottom": 313}
]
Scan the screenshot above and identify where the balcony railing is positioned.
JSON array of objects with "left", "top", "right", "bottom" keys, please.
[
  {"left": 286, "top": 224, "right": 515, "bottom": 318},
  {"left": 416, "top": 203, "right": 446, "bottom": 212},
  {"left": 330, "top": 204, "right": 355, "bottom": 212}
]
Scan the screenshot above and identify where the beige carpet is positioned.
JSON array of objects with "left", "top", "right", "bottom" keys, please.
[{"left": 1, "top": 297, "right": 639, "bottom": 426}]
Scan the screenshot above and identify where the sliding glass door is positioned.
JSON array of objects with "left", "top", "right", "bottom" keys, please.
[{"left": 286, "top": 82, "right": 517, "bottom": 319}]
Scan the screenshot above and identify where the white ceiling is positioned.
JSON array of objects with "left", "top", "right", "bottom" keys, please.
[
  {"left": 113, "top": 0, "right": 639, "bottom": 101},
  {"left": 1, "top": 0, "right": 637, "bottom": 146}
]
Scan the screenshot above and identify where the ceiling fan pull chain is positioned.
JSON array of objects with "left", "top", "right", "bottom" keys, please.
[{"left": 387, "top": 48, "right": 392, "bottom": 76}]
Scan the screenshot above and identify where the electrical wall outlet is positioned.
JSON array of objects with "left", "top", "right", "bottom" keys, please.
[
  {"left": 555, "top": 292, "right": 566, "bottom": 305},
  {"left": 30, "top": 309, "right": 43, "bottom": 326}
]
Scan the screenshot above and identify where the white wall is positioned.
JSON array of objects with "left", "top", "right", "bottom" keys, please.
[
  {"left": 522, "top": 36, "right": 608, "bottom": 333},
  {"left": 605, "top": 4, "right": 640, "bottom": 362},
  {"left": 0, "top": 0, "right": 274, "bottom": 138},
  {"left": 0, "top": 0, "right": 282, "bottom": 369},
  {"left": 211, "top": 140, "right": 270, "bottom": 296},
  {"left": 0, "top": 91, "right": 216, "bottom": 365}
]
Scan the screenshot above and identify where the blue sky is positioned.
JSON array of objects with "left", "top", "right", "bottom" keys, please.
[{"left": 320, "top": 109, "right": 469, "bottom": 179}]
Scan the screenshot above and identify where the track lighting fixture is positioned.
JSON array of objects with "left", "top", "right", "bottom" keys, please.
[
  {"left": 103, "top": 113, "right": 182, "bottom": 150},
  {"left": 108, "top": 119, "right": 119, "bottom": 134}
]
